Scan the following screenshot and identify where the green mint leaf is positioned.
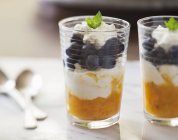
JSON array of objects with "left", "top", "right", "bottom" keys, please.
[
  {"left": 85, "top": 11, "right": 102, "bottom": 29},
  {"left": 164, "top": 17, "right": 178, "bottom": 31}
]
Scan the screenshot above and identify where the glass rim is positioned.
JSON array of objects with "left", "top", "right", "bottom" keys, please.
[
  {"left": 58, "top": 16, "right": 130, "bottom": 32},
  {"left": 137, "top": 15, "right": 178, "bottom": 31}
]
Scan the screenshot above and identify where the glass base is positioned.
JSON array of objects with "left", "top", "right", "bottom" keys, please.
[
  {"left": 145, "top": 112, "right": 178, "bottom": 127},
  {"left": 68, "top": 113, "right": 120, "bottom": 129}
]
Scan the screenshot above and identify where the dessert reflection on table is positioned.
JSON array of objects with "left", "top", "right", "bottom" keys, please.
[{"left": 142, "top": 121, "right": 178, "bottom": 140}]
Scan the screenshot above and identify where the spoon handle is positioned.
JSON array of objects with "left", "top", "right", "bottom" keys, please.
[
  {"left": 24, "top": 107, "right": 37, "bottom": 129},
  {"left": 7, "top": 89, "right": 37, "bottom": 129},
  {"left": 7, "top": 89, "right": 26, "bottom": 110},
  {"left": 31, "top": 104, "right": 48, "bottom": 120},
  {"left": 24, "top": 93, "right": 47, "bottom": 120}
]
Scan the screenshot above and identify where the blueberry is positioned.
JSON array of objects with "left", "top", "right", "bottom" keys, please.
[
  {"left": 143, "top": 47, "right": 168, "bottom": 65},
  {"left": 168, "top": 46, "right": 178, "bottom": 59},
  {"left": 119, "top": 44, "right": 125, "bottom": 53},
  {"left": 79, "top": 44, "right": 98, "bottom": 68},
  {"left": 143, "top": 46, "right": 178, "bottom": 65},
  {"left": 141, "top": 54, "right": 163, "bottom": 66},
  {"left": 99, "top": 49, "right": 117, "bottom": 56},
  {"left": 67, "top": 58, "right": 78, "bottom": 64},
  {"left": 66, "top": 42, "right": 82, "bottom": 59},
  {"left": 101, "top": 37, "right": 125, "bottom": 55},
  {"left": 82, "top": 44, "right": 98, "bottom": 55},
  {"left": 142, "top": 47, "right": 167, "bottom": 66},
  {"left": 100, "top": 56, "right": 116, "bottom": 69},
  {"left": 152, "top": 47, "right": 166, "bottom": 58},
  {"left": 142, "top": 37, "right": 156, "bottom": 51},
  {"left": 79, "top": 59, "right": 87, "bottom": 68},
  {"left": 67, "top": 63, "right": 75, "bottom": 69},
  {"left": 68, "top": 42, "right": 83, "bottom": 52},
  {"left": 145, "top": 47, "right": 166, "bottom": 58},
  {"left": 86, "top": 55, "right": 99, "bottom": 70},
  {"left": 71, "top": 34, "right": 83, "bottom": 44}
]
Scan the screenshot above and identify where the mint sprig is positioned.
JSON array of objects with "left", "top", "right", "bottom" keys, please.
[
  {"left": 85, "top": 11, "right": 102, "bottom": 29},
  {"left": 164, "top": 17, "right": 178, "bottom": 31}
]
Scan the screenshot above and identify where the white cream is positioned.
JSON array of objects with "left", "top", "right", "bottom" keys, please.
[
  {"left": 141, "top": 59, "right": 165, "bottom": 85},
  {"left": 142, "top": 59, "right": 178, "bottom": 86},
  {"left": 152, "top": 25, "right": 178, "bottom": 51},
  {"left": 65, "top": 62, "right": 124, "bottom": 100},
  {"left": 74, "top": 21, "right": 117, "bottom": 48},
  {"left": 159, "top": 65, "right": 178, "bottom": 86}
]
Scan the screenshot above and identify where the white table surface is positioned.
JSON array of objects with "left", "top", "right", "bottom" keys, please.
[{"left": 0, "top": 58, "right": 178, "bottom": 140}]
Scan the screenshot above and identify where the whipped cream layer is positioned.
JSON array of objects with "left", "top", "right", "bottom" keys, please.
[
  {"left": 141, "top": 59, "right": 165, "bottom": 85},
  {"left": 74, "top": 21, "right": 117, "bottom": 48},
  {"left": 65, "top": 62, "right": 124, "bottom": 100},
  {"left": 152, "top": 26, "right": 178, "bottom": 51},
  {"left": 141, "top": 59, "right": 178, "bottom": 86},
  {"left": 142, "top": 25, "right": 178, "bottom": 86}
]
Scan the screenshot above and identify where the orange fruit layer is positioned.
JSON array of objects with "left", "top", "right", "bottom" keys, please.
[
  {"left": 67, "top": 78, "right": 123, "bottom": 120},
  {"left": 144, "top": 79, "right": 178, "bottom": 118}
]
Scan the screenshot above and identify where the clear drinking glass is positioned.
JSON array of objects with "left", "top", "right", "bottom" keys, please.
[
  {"left": 59, "top": 16, "right": 130, "bottom": 129},
  {"left": 138, "top": 16, "right": 178, "bottom": 126}
]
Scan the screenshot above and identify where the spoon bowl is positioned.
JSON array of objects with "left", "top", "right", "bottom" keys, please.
[
  {"left": 0, "top": 70, "right": 37, "bottom": 129},
  {"left": 0, "top": 70, "right": 15, "bottom": 92},
  {"left": 16, "top": 69, "right": 47, "bottom": 120},
  {"left": 16, "top": 70, "right": 42, "bottom": 97}
]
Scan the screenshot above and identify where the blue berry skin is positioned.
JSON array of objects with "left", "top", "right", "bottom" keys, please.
[
  {"left": 86, "top": 55, "right": 99, "bottom": 70},
  {"left": 168, "top": 46, "right": 178, "bottom": 59},
  {"left": 119, "top": 44, "right": 124, "bottom": 53},
  {"left": 71, "top": 34, "right": 83, "bottom": 44},
  {"left": 152, "top": 47, "right": 166, "bottom": 58},
  {"left": 79, "top": 44, "right": 98, "bottom": 68},
  {"left": 143, "top": 47, "right": 168, "bottom": 65},
  {"left": 79, "top": 59, "right": 87, "bottom": 69},
  {"left": 66, "top": 42, "right": 82, "bottom": 60},
  {"left": 82, "top": 44, "right": 98, "bottom": 56},
  {"left": 145, "top": 47, "right": 166, "bottom": 58},
  {"left": 100, "top": 56, "right": 116, "bottom": 69},
  {"left": 67, "top": 63, "right": 75, "bottom": 69},
  {"left": 142, "top": 37, "right": 156, "bottom": 51},
  {"left": 142, "top": 55, "right": 163, "bottom": 66},
  {"left": 101, "top": 37, "right": 125, "bottom": 55},
  {"left": 67, "top": 58, "right": 78, "bottom": 64}
]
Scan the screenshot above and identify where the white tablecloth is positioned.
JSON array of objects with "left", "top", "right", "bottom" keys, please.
[{"left": 0, "top": 58, "right": 178, "bottom": 140}]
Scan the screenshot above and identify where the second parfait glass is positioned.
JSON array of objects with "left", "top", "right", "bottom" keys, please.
[
  {"left": 138, "top": 16, "right": 178, "bottom": 126},
  {"left": 59, "top": 15, "right": 130, "bottom": 129}
]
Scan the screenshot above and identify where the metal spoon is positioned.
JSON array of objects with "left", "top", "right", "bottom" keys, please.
[
  {"left": 16, "top": 70, "right": 47, "bottom": 120},
  {"left": 0, "top": 70, "right": 37, "bottom": 129}
]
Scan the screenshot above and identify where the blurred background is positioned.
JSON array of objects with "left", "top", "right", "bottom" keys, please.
[{"left": 1, "top": 0, "right": 178, "bottom": 60}]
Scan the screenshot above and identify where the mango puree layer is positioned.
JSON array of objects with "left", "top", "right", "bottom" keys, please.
[
  {"left": 67, "top": 77, "right": 123, "bottom": 120},
  {"left": 144, "top": 76, "right": 178, "bottom": 118}
]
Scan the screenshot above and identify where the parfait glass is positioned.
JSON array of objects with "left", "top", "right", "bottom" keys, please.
[
  {"left": 138, "top": 16, "right": 178, "bottom": 126},
  {"left": 59, "top": 16, "right": 130, "bottom": 129}
]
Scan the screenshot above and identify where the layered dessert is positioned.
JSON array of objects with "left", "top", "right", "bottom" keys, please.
[
  {"left": 141, "top": 17, "right": 178, "bottom": 118},
  {"left": 63, "top": 12, "right": 126, "bottom": 120}
]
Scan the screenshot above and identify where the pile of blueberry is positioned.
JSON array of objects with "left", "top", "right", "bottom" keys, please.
[
  {"left": 65, "top": 33, "right": 125, "bottom": 70},
  {"left": 142, "top": 34, "right": 178, "bottom": 65}
]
